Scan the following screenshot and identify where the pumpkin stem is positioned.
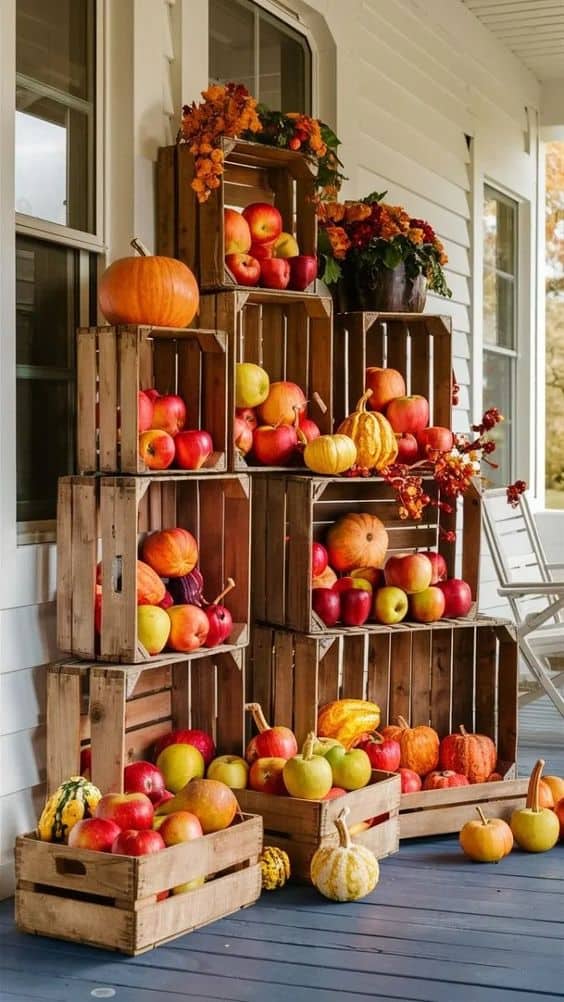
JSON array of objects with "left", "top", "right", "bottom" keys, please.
[
  {"left": 356, "top": 389, "right": 373, "bottom": 413},
  {"left": 459, "top": 724, "right": 468, "bottom": 736},
  {"left": 526, "top": 758, "right": 545, "bottom": 813},
  {"left": 397, "top": 715, "right": 410, "bottom": 730},
  {"left": 211, "top": 577, "right": 235, "bottom": 606},
  {"left": 312, "top": 391, "right": 328, "bottom": 415},
  {"left": 245, "top": 702, "right": 271, "bottom": 734},
  {"left": 335, "top": 807, "right": 352, "bottom": 849},
  {"left": 292, "top": 406, "right": 308, "bottom": 447},
  {"left": 476, "top": 806, "right": 489, "bottom": 826},
  {"left": 130, "top": 237, "right": 151, "bottom": 257},
  {"left": 302, "top": 732, "right": 317, "bottom": 761}
]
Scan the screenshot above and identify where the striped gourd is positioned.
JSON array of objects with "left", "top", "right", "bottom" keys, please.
[
  {"left": 310, "top": 808, "right": 379, "bottom": 902},
  {"left": 38, "top": 776, "right": 102, "bottom": 843},
  {"left": 260, "top": 846, "right": 291, "bottom": 890}
]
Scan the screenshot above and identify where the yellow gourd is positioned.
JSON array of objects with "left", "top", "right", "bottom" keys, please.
[
  {"left": 38, "top": 776, "right": 102, "bottom": 843},
  {"left": 317, "top": 699, "right": 381, "bottom": 749},
  {"left": 304, "top": 434, "right": 357, "bottom": 475},
  {"left": 337, "top": 389, "right": 398, "bottom": 471},
  {"left": 260, "top": 846, "right": 291, "bottom": 890},
  {"left": 310, "top": 807, "right": 379, "bottom": 901}
]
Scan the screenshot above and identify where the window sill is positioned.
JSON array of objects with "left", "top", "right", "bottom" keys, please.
[{"left": 17, "top": 520, "right": 56, "bottom": 546}]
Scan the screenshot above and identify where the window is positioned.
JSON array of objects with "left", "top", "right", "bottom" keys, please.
[
  {"left": 15, "top": 0, "right": 98, "bottom": 528},
  {"left": 545, "top": 141, "right": 564, "bottom": 510},
  {"left": 483, "top": 186, "right": 518, "bottom": 486},
  {"left": 209, "top": 0, "right": 312, "bottom": 113}
]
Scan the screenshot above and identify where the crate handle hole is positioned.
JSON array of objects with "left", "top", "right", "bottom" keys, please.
[
  {"left": 55, "top": 857, "right": 87, "bottom": 876},
  {"left": 111, "top": 556, "right": 123, "bottom": 594}
]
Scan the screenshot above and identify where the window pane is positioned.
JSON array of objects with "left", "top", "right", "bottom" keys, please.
[
  {"left": 483, "top": 189, "right": 517, "bottom": 350},
  {"left": 483, "top": 271, "right": 515, "bottom": 348},
  {"left": 210, "top": 0, "right": 255, "bottom": 95},
  {"left": 483, "top": 350, "right": 513, "bottom": 486},
  {"left": 259, "top": 17, "right": 307, "bottom": 112},
  {"left": 16, "top": 237, "right": 74, "bottom": 368},
  {"left": 545, "top": 141, "right": 564, "bottom": 510},
  {"left": 17, "top": 377, "right": 73, "bottom": 522},
  {"left": 16, "top": 0, "right": 94, "bottom": 100}
]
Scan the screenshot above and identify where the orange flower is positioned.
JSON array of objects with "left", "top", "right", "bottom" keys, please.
[
  {"left": 408, "top": 227, "right": 425, "bottom": 245},
  {"left": 326, "top": 225, "right": 351, "bottom": 260},
  {"left": 344, "top": 203, "right": 372, "bottom": 223},
  {"left": 317, "top": 201, "right": 346, "bottom": 223}
]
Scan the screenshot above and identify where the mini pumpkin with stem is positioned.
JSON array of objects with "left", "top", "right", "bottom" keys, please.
[
  {"left": 510, "top": 759, "right": 560, "bottom": 853},
  {"left": 381, "top": 716, "right": 439, "bottom": 776},
  {"left": 310, "top": 807, "right": 379, "bottom": 901},
  {"left": 459, "top": 806, "right": 513, "bottom": 863}
]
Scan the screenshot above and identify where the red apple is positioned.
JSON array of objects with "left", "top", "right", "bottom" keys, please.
[
  {"left": 68, "top": 818, "right": 122, "bottom": 852},
  {"left": 437, "top": 578, "right": 473, "bottom": 618},
  {"left": 250, "top": 240, "right": 276, "bottom": 260},
  {"left": 225, "top": 253, "right": 261, "bottom": 286},
  {"left": 94, "top": 588, "right": 102, "bottom": 635},
  {"left": 139, "top": 429, "right": 175, "bottom": 470},
  {"left": 123, "top": 761, "right": 166, "bottom": 804},
  {"left": 158, "top": 810, "right": 203, "bottom": 846},
  {"left": 334, "top": 576, "right": 373, "bottom": 594},
  {"left": 152, "top": 394, "right": 186, "bottom": 436},
  {"left": 224, "top": 208, "right": 251, "bottom": 254},
  {"left": 260, "top": 258, "right": 290, "bottom": 290},
  {"left": 138, "top": 390, "right": 154, "bottom": 433},
  {"left": 252, "top": 424, "right": 298, "bottom": 465},
  {"left": 144, "top": 389, "right": 160, "bottom": 404},
  {"left": 245, "top": 706, "right": 298, "bottom": 762},
  {"left": 312, "top": 587, "right": 340, "bottom": 627},
  {"left": 154, "top": 729, "right": 216, "bottom": 767},
  {"left": 95, "top": 792, "right": 154, "bottom": 831},
  {"left": 395, "top": 433, "right": 419, "bottom": 465},
  {"left": 236, "top": 408, "right": 257, "bottom": 431},
  {"left": 174, "top": 429, "right": 213, "bottom": 470},
  {"left": 417, "top": 426, "right": 454, "bottom": 458},
  {"left": 111, "top": 828, "right": 165, "bottom": 856},
  {"left": 159, "top": 590, "right": 174, "bottom": 609},
  {"left": 205, "top": 604, "right": 232, "bottom": 647},
  {"left": 386, "top": 395, "right": 429, "bottom": 434},
  {"left": 356, "top": 733, "right": 401, "bottom": 772},
  {"left": 385, "top": 553, "right": 433, "bottom": 594},
  {"left": 340, "top": 588, "right": 372, "bottom": 627},
  {"left": 234, "top": 416, "right": 253, "bottom": 456},
  {"left": 80, "top": 747, "right": 92, "bottom": 779},
  {"left": 242, "top": 202, "right": 283, "bottom": 245},
  {"left": 321, "top": 786, "right": 347, "bottom": 801},
  {"left": 399, "top": 768, "right": 422, "bottom": 794},
  {"left": 351, "top": 567, "right": 384, "bottom": 588},
  {"left": 409, "top": 586, "right": 446, "bottom": 623},
  {"left": 153, "top": 790, "right": 175, "bottom": 810},
  {"left": 417, "top": 551, "right": 447, "bottom": 584},
  {"left": 299, "top": 414, "right": 320, "bottom": 442},
  {"left": 554, "top": 797, "right": 564, "bottom": 840},
  {"left": 365, "top": 367, "right": 407, "bottom": 411},
  {"left": 288, "top": 254, "right": 318, "bottom": 292},
  {"left": 249, "top": 757, "right": 287, "bottom": 795},
  {"left": 312, "top": 542, "right": 329, "bottom": 578},
  {"left": 167, "top": 604, "right": 209, "bottom": 652}
]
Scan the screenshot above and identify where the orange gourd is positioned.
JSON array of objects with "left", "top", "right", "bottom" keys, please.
[
  {"left": 136, "top": 560, "right": 166, "bottom": 606},
  {"left": 141, "top": 528, "right": 198, "bottom": 578},
  {"left": 381, "top": 716, "right": 439, "bottom": 776},
  {"left": 304, "top": 434, "right": 357, "bottom": 475},
  {"left": 337, "top": 389, "right": 398, "bottom": 471},
  {"left": 99, "top": 238, "right": 199, "bottom": 328},
  {"left": 459, "top": 807, "right": 514, "bottom": 863},
  {"left": 439, "top": 725, "right": 497, "bottom": 784},
  {"left": 326, "top": 513, "right": 389, "bottom": 573}
]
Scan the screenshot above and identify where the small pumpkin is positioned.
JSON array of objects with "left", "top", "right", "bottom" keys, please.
[
  {"left": 326, "top": 513, "right": 389, "bottom": 573},
  {"left": 304, "top": 434, "right": 357, "bottom": 475},
  {"left": 381, "top": 716, "right": 439, "bottom": 776},
  {"left": 142, "top": 527, "right": 199, "bottom": 578},
  {"left": 38, "top": 776, "right": 102, "bottom": 843},
  {"left": 423, "top": 770, "right": 470, "bottom": 791},
  {"left": 459, "top": 806, "right": 514, "bottom": 863},
  {"left": 310, "top": 807, "right": 379, "bottom": 901},
  {"left": 318, "top": 699, "right": 381, "bottom": 749},
  {"left": 439, "top": 724, "right": 497, "bottom": 784},
  {"left": 260, "top": 846, "right": 291, "bottom": 890},
  {"left": 337, "top": 389, "right": 398, "bottom": 471},
  {"left": 137, "top": 560, "right": 166, "bottom": 606},
  {"left": 99, "top": 238, "right": 199, "bottom": 328},
  {"left": 510, "top": 759, "right": 560, "bottom": 853}
]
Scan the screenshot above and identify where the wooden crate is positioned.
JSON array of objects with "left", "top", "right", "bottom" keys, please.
[
  {"left": 57, "top": 473, "right": 250, "bottom": 663},
  {"left": 199, "top": 289, "right": 333, "bottom": 471},
  {"left": 157, "top": 138, "right": 317, "bottom": 290},
  {"left": 237, "top": 771, "right": 400, "bottom": 882},
  {"left": 252, "top": 473, "right": 482, "bottom": 633},
  {"left": 77, "top": 324, "right": 228, "bottom": 474},
  {"left": 15, "top": 815, "right": 262, "bottom": 955},
  {"left": 46, "top": 651, "right": 246, "bottom": 794},
  {"left": 333, "top": 312, "right": 452, "bottom": 427},
  {"left": 252, "top": 620, "right": 525, "bottom": 837}
]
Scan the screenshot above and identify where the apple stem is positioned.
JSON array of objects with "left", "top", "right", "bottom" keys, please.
[
  {"left": 302, "top": 732, "right": 316, "bottom": 761},
  {"left": 312, "top": 391, "right": 328, "bottom": 415},
  {"left": 211, "top": 577, "right": 235, "bottom": 606},
  {"left": 526, "top": 758, "right": 545, "bottom": 813},
  {"left": 335, "top": 807, "right": 352, "bottom": 849},
  {"left": 367, "top": 731, "right": 383, "bottom": 745},
  {"left": 476, "top": 806, "right": 489, "bottom": 826},
  {"left": 245, "top": 702, "right": 271, "bottom": 734},
  {"left": 397, "top": 715, "right": 410, "bottom": 731},
  {"left": 130, "top": 237, "right": 150, "bottom": 257}
]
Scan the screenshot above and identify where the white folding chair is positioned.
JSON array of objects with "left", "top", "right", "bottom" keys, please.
[{"left": 482, "top": 488, "right": 564, "bottom": 718}]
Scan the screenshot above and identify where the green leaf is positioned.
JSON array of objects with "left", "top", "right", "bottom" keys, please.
[
  {"left": 364, "top": 190, "right": 387, "bottom": 204},
  {"left": 319, "top": 254, "right": 342, "bottom": 285},
  {"left": 383, "top": 243, "right": 403, "bottom": 269}
]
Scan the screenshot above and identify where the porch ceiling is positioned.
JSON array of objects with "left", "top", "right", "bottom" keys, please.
[{"left": 462, "top": 0, "right": 564, "bottom": 81}]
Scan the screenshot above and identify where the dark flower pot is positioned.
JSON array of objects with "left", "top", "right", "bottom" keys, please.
[{"left": 346, "top": 262, "right": 427, "bottom": 313}]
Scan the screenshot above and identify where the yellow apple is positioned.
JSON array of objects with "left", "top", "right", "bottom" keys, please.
[
  {"left": 235, "top": 362, "right": 270, "bottom": 408},
  {"left": 156, "top": 743, "right": 205, "bottom": 794},
  {"left": 273, "top": 232, "right": 299, "bottom": 258},
  {"left": 373, "top": 586, "right": 408, "bottom": 625},
  {"left": 172, "top": 877, "right": 205, "bottom": 894},
  {"left": 137, "top": 605, "right": 171, "bottom": 655},
  {"left": 207, "top": 755, "right": 249, "bottom": 789}
]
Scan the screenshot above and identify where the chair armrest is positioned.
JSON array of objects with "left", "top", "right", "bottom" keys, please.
[
  {"left": 547, "top": 562, "right": 564, "bottom": 571},
  {"left": 498, "top": 582, "right": 564, "bottom": 596}
]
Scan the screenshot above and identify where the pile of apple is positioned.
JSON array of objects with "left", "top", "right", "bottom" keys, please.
[
  {"left": 137, "top": 388, "right": 214, "bottom": 471},
  {"left": 234, "top": 362, "right": 321, "bottom": 464},
  {"left": 224, "top": 205, "right": 317, "bottom": 292},
  {"left": 312, "top": 545, "right": 472, "bottom": 627},
  {"left": 365, "top": 366, "right": 454, "bottom": 464}
]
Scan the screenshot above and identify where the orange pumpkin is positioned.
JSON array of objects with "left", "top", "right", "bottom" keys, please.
[
  {"left": 99, "top": 238, "right": 199, "bottom": 328},
  {"left": 337, "top": 390, "right": 398, "bottom": 471},
  {"left": 141, "top": 528, "right": 198, "bottom": 578},
  {"left": 439, "top": 725, "right": 497, "bottom": 784},
  {"left": 326, "top": 513, "right": 389, "bottom": 573},
  {"left": 423, "top": 770, "right": 470, "bottom": 791},
  {"left": 538, "top": 780, "right": 555, "bottom": 809},
  {"left": 381, "top": 716, "right": 439, "bottom": 776},
  {"left": 136, "top": 560, "right": 166, "bottom": 606}
]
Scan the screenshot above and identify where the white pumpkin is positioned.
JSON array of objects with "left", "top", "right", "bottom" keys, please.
[{"left": 310, "top": 807, "right": 379, "bottom": 902}]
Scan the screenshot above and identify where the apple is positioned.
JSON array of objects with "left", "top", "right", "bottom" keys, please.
[
  {"left": 138, "top": 391, "right": 154, "bottom": 433},
  {"left": 386, "top": 395, "right": 430, "bottom": 434},
  {"left": 158, "top": 810, "right": 203, "bottom": 846},
  {"left": 298, "top": 414, "right": 320, "bottom": 442},
  {"left": 321, "top": 786, "right": 347, "bottom": 800},
  {"left": 204, "top": 576, "right": 234, "bottom": 648},
  {"left": 234, "top": 416, "right": 253, "bottom": 456},
  {"left": 282, "top": 747, "right": 333, "bottom": 801},
  {"left": 259, "top": 381, "right": 307, "bottom": 427},
  {"left": 235, "top": 363, "right": 269, "bottom": 409},
  {"left": 339, "top": 588, "right": 372, "bottom": 627},
  {"left": 250, "top": 240, "right": 275, "bottom": 260},
  {"left": 365, "top": 367, "right": 406, "bottom": 411},
  {"left": 252, "top": 424, "right": 298, "bottom": 465},
  {"left": 437, "top": 578, "right": 473, "bottom": 618},
  {"left": 417, "top": 426, "right": 454, "bottom": 458},
  {"left": 111, "top": 829, "right": 165, "bottom": 856},
  {"left": 157, "top": 743, "right": 205, "bottom": 794},
  {"left": 313, "top": 566, "right": 337, "bottom": 589},
  {"left": 312, "top": 587, "right": 340, "bottom": 626},
  {"left": 312, "top": 738, "right": 344, "bottom": 757},
  {"left": 249, "top": 756, "right": 287, "bottom": 795},
  {"left": 395, "top": 433, "right": 419, "bottom": 465},
  {"left": 94, "top": 587, "right": 102, "bottom": 635},
  {"left": 154, "top": 729, "right": 216, "bottom": 767},
  {"left": 554, "top": 797, "right": 564, "bottom": 840},
  {"left": 356, "top": 733, "right": 401, "bottom": 772},
  {"left": 245, "top": 707, "right": 298, "bottom": 761},
  {"left": 260, "top": 258, "right": 290, "bottom": 290},
  {"left": 207, "top": 755, "right": 249, "bottom": 789},
  {"left": 124, "top": 762, "right": 166, "bottom": 804},
  {"left": 139, "top": 429, "right": 175, "bottom": 470},
  {"left": 159, "top": 590, "right": 174, "bottom": 610},
  {"left": 95, "top": 792, "right": 154, "bottom": 831},
  {"left": 224, "top": 208, "right": 251, "bottom": 254},
  {"left": 385, "top": 553, "right": 433, "bottom": 594},
  {"left": 80, "top": 747, "right": 92, "bottom": 779},
  {"left": 236, "top": 407, "right": 257, "bottom": 431},
  {"left": 288, "top": 255, "right": 318, "bottom": 292},
  {"left": 351, "top": 567, "right": 384, "bottom": 588},
  {"left": 174, "top": 430, "right": 213, "bottom": 470},
  {"left": 334, "top": 576, "right": 373, "bottom": 594},
  {"left": 273, "top": 231, "right": 299, "bottom": 258},
  {"left": 418, "top": 551, "right": 447, "bottom": 585},
  {"left": 325, "top": 745, "right": 372, "bottom": 791},
  {"left": 68, "top": 818, "right": 122, "bottom": 852},
  {"left": 172, "top": 877, "right": 205, "bottom": 894},
  {"left": 167, "top": 604, "right": 209, "bottom": 652},
  {"left": 152, "top": 394, "right": 186, "bottom": 436},
  {"left": 242, "top": 202, "right": 283, "bottom": 245},
  {"left": 153, "top": 790, "right": 175, "bottom": 811},
  {"left": 398, "top": 768, "right": 422, "bottom": 794},
  {"left": 225, "top": 253, "right": 260, "bottom": 286},
  {"left": 312, "top": 542, "right": 329, "bottom": 578},
  {"left": 409, "top": 586, "right": 446, "bottom": 623},
  {"left": 373, "top": 586, "right": 408, "bottom": 624},
  {"left": 138, "top": 604, "right": 171, "bottom": 655},
  {"left": 144, "top": 388, "right": 160, "bottom": 405}
]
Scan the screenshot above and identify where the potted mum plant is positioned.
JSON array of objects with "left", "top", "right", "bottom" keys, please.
[{"left": 317, "top": 192, "right": 451, "bottom": 312}]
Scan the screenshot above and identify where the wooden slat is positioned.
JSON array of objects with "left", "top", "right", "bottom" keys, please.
[
  {"left": 251, "top": 626, "right": 274, "bottom": 732},
  {"left": 89, "top": 668, "right": 127, "bottom": 793},
  {"left": 272, "top": 630, "right": 295, "bottom": 728},
  {"left": 98, "top": 327, "right": 119, "bottom": 471},
  {"left": 285, "top": 478, "right": 313, "bottom": 633},
  {"left": 342, "top": 634, "right": 367, "bottom": 699},
  {"left": 292, "top": 634, "right": 320, "bottom": 744},
  {"left": 46, "top": 666, "right": 82, "bottom": 789},
  {"left": 388, "top": 631, "right": 412, "bottom": 723},
  {"left": 175, "top": 145, "right": 198, "bottom": 273},
  {"left": 317, "top": 636, "right": 341, "bottom": 709},
  {"left": 366, "top": 632, "right": 391, "bottom": 725},
  {"left": 410, "top": 629, "right": 432, "bottom": 726},
  {"left": 451, "top": 625, "right": 475, "bottom": 731},
  {"left": 71, "top": 479, "right": 97, "bottom": 659},
  {"left": 156, "top": 145, "right": 176, "bottom": 258},
  {"left": 250, "top": 477, "right": 267, "bottom": 622},
  {"left": 56, "top": 479, "right": 73, "bottom": 653},
  {"left": 475, "top": 626, "right": 498, "bottom": 741},
  {"left": 429, "top": 628, "right": 453, "bottom": 736},
  {"left": 216, "top": 651, "right": 246, "bottom": 755},
  {"left": 496, "top": 624, "right": 518, "bottom": 764},
  {"left": 76, "top": 328, "right": 97, "bottom": 474},
  {"left": 265, "top": 477, "right": 287, "bottom": 627},
  {"left": 189, "top": 657, "right": 216, "bottom": 734}
]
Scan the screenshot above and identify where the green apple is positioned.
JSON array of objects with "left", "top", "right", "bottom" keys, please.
[
  {"left": 235, "top": 362, "right": 270, "bottom": 408},
  {"left": 206, "top": 755, "right": 249, "bottom": 789},
  {"left": 325, "top": 745, "right": 372, "bottom": 791},
  {"left": 282, "top": 733, "right": 333, "bottom": 800},
  {"left": 373, "top": 585, "right": 408, "bottom": 625},
  {"left": 156, "top": 743, "right": 205, "bottom": 794},
  {"left": 311, "top": 737, "right": 344, "bottom": 758}
]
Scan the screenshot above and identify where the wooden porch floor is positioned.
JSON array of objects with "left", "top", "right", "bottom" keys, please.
[{"left": 1, "top": 748, "right": 563, "bottom": 1002}]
